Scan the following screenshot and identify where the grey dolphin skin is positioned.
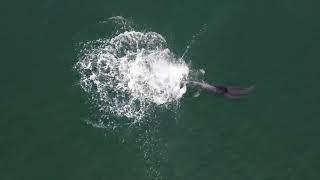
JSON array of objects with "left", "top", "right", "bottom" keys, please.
[{"left": 186, "top": 81, "right": 254, "bottom": 99}]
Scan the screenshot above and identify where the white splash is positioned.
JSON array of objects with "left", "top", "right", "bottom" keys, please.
[{"left": 75, "top": 26, "right": 189, "bottom": 123}]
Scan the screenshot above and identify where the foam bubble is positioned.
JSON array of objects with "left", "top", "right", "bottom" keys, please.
[{"left": 75, "top": 28, "right": 189, "bottom": 123}]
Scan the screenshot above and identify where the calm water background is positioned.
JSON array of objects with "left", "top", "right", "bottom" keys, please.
[{"left": 2, "top": 0, "right": 320, "bottom": 179}]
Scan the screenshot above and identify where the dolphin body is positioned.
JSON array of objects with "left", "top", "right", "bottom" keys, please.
[{"left": 185, "top": 81, "right": 254, "bottom": 99}]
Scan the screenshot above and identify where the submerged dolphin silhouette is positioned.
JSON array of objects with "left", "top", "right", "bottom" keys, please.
[{"left": 185, "top": 81, "right": 254, "bottom": 99}]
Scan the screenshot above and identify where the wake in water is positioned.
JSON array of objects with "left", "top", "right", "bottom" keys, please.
[{"left": 74, "top": 17, "right": 198, "bottom": 179}]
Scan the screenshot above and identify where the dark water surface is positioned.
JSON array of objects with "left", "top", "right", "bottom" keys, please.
[{"left": 2, "top": 0, "right": 320, "bottom": 179}]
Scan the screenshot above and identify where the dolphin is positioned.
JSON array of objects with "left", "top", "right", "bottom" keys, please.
[{"left": 184, "top": 81, "right": 254, "bottom": 99}]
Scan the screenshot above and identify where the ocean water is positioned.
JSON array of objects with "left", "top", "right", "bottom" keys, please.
[{"left": 2, "top": 0, "right": 320, "bottom": 180}]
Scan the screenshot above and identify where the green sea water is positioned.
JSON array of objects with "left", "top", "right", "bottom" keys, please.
[{"left": 2, "top": 0, "right": 320, "bottom": 180}]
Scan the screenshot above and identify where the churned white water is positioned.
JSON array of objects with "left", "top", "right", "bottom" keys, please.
[{"left": 75, "top": 17, "right": 190, "bottom": 123}]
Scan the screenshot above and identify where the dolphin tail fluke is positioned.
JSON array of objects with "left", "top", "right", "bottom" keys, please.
[{"left": 224, "top": 85, "right": 255, "bottom": 99}]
